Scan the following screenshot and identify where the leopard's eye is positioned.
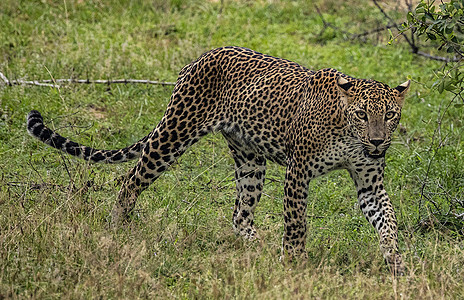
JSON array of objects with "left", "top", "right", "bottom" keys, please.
[
  {"left": 355, "top": 111, "right": 367, "bottom": 120},
  {"left": 385, "top": 111, "right": 396, "bottom": 120}
]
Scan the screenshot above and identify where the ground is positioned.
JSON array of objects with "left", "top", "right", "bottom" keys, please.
[{"left": 0, "top": 0, "right": 463, "bottom": 298}]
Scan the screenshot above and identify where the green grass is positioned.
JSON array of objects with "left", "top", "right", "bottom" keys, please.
[{"left": 1, "top": 0, "right": 463, "bottom": 298}]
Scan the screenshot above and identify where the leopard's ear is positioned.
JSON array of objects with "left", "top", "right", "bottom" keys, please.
[
  {"left": 337, "top": 76, "right": 354, "bottom": 106},
  {"left": 394, "top": 80, "right": 410, "bottom": 108}
]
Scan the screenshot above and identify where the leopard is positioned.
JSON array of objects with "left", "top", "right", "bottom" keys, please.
[{"left": 27, "top": 46, "right": 410, "bottom": 274}]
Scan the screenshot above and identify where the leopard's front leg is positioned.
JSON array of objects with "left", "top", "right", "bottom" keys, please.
[
  {"left": 281, "top": 159, "right": 311, "bottom": 261},
  {"left": 349, "top": 160, "right": 404, "bottom": 275}
]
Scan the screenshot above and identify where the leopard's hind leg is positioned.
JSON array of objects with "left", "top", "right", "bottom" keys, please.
[
  {"left": 112, "top": 110, "right": 213, "bottom": 225},
  {"left": 223, "top": 133, "right": 267, "bottom": 240},
  {"left": 112, "top": 56, "right": 223, "bottom": 225}
]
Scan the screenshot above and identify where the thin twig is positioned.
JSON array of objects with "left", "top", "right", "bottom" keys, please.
[
  {"left": 371, "top": 0, "right": 421, "bottom": 54},
  {"left": 315, "top": 5, "right": 348, "bottom": 38},
  {"left": 450, "top": 212, "right": 464, "bottom": 220},
  {"left": 350, "top": 23, "right": 401, "bottom": 39},
  {"left": 60, "top": 153, "right": 74, "bottom": 188},
  {"left": 372, "top": 0, "right": 396, "bottom": 26},
  {"left": 7, "top": 181, "right": 66, "bottom": 190}
]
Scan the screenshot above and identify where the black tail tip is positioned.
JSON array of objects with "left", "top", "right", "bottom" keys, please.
[
  {"left": 27, "top": 110, "right": 43, "bottom": 121},
  {"left": 27, "top": 110, "right": 44, "bottom": 134}
]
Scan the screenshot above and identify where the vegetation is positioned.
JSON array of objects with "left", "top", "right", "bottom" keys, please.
[
  {"left": 398, "top": 0, "right": 464, "bottom": 232},
  {"left": 1, "top": 0, "right": 463, "bottom": 298}
]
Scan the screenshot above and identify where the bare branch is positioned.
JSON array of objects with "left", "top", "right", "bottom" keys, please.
[
  {"left": 416, "top": 51, "right": 462, "bottom": 63},
  {"left": 41, "top": 78, "right": 176, "bottom": 86},
  {"left": 0, "top": 72, "right": 176, "bottom": 88}
]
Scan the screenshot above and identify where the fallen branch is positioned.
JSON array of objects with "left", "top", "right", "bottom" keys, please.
[
  {"left": 41, "top": 78, "right": 176, "bottom": 86},
  {"left": 0, "top": 71, "right": 176, "bottom": 88}
]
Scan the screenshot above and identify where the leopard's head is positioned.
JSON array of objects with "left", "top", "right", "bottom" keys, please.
[{"left": 337, "top": 76, "right": 410, "bottom": 159}]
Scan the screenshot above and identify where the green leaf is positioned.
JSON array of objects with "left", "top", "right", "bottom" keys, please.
[
  {"left": 425, "top": 13, "right": 435, "bottom": 21},
  {"left": 446, "top": 20, "right": 457, "bottom": 30},
  {"left": 407, "top": 12, "right": 414, "bottom": 23},
  {"left": 438, "top": 81, "right": 445, "bottom": 93},
  {"left": 444, "top": 83, "right": 456, "bottom": 91},
  {"left": 427, "top": 32, "right": 437, "bottom": 40}
]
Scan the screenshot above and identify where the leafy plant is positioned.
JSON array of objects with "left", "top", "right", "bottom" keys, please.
[{"left": 403, "top": 0, "right": 463, "bottom": 94}]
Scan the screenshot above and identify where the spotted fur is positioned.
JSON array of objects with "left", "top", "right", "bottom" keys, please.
[{"left": 27, "top": 46, "right": 410, "bottom": 274}]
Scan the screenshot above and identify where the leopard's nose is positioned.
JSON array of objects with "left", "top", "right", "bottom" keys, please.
[{"left": 370, "top": 139, "right": 384, "bottom": 147}]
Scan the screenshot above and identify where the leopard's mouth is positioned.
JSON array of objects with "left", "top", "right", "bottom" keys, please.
[{"left": 363, "top": 149, "right": 386, "bottom": 159}]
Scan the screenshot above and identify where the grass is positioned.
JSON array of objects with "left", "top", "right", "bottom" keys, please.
[{"left": 1, "top": 0, "right": 463, "bottom": 298}]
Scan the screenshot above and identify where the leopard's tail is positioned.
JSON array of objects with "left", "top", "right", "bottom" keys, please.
[{"left": 27, "top": 110, "right": 148, "bottom": 163}]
